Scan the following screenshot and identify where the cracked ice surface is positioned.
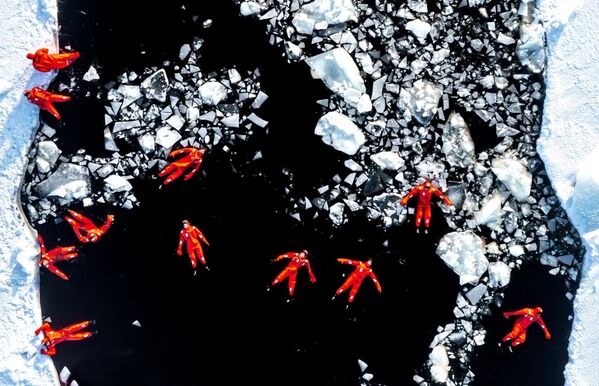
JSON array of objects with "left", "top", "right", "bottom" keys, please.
[
  {"left": 0, "top": 0, "right": 59, "bottom": 384},
  {"left": 436, "top": 231, "right": 489, "bottom": 285}
]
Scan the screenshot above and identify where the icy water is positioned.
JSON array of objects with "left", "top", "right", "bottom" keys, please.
[{"left": 31, "top": 1, "right": 573, "bottom": 385}]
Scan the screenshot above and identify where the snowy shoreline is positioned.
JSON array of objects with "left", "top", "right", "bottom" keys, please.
[
  {"left": 0, "top": 0, "right": 59, "bottom": 384},
  {"left": 538, "top": 0, "right": 599, "bottom": 385}
]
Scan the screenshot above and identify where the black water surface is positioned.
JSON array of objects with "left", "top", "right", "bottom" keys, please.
[{"left": 34, "top": 1, "right": 571, "bottom": 386}]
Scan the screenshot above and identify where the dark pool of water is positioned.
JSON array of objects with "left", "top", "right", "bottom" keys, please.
[{"left": 32, "top": 1, "right": 572, "bottom": 385}]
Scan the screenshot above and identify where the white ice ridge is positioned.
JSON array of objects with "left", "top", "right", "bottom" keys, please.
[
  {"left": 536, "top": 0, "right": 599, "bottom": 384},
  {"left": 0, "top": 0, "right": 59, "bottom": 385}
]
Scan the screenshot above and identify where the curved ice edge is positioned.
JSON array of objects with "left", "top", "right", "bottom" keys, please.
[
  {"left": 537, "top": 0, "right": 599, "bottom": 385},
  {"left": 0, "top": 0, "right": 60, "bottom": 384}
]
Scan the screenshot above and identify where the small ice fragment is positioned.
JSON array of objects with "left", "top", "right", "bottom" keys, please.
[
  {"left": 406, "top": 80, "right": 443, "bottom": 126},
  {"left": 329, "top": 202, "right": 345, "bottom": 225},
  {"left": 429, "top": 345, "right": 449, "bottom": 383},
  {"left": 252, "top": 91, "right": 269, "bottom": 109},
  {"left": 358, "top": 359, "right": 368, "bottom": 372},
  {"left": 166, "top": 114, "right": 185, "bottom": 130},
  {"left": 314, "top": 112, "right": 365, "bottom": 155},
  {"left": 466, "top": 283, "right": 487, "bottom": 305},
  {"left": 132, "top": 320, "right": 142, "bottom": 327},
  {"left": 104, "top": 175, "right": 133, "bottom": 193},
  {"left": 497, "top": 32, "right": 516, "bottom": 45},
  {"left": 59, "top": 367, "right": 71, "bottom": 383},
  {"left": 36, "top": 141, "right": 61, "bottom": 172},
  {"left": 179, "top": 44, "right": 191, "bottom": 60},
  {"left": 370, "top": 151, "right": 404, "bottom": 171},
  {"left": 240, "top": 1, "right": 263, "bottom": 16},
  {"left": 405, "top": 19, "right": 431, "bottom": 40},
  {"left": 104, "top": 128, "right": 119, "bottom": 151},
  {"left": 155, "top": 127, "right": 182, "bottom": 149},
  {"left": 83, "top": 65, "right": 100, "bottom": 82},
  {"left": 198, "top": 81, "right": 227, "bottom": 105},
  {"left": 474, "top": 191, "right": 503, "bottom": 231},
  {"left": 442, "top": 112, "right": 475, "bottom": 168}
]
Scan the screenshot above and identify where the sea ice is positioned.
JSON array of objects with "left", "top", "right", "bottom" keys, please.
[
  {"left": 36, "top": 163, "right": 91, "bottom": 202},
  {"left": 35, "top": 140, "right": 60, "bottom": 173},
  {"left": 140, "top": 69, "right": 169, "bottom": 103},
  {"left": 429, "top": 345, "right": 449, "bottom": 383},
  {"left": 436, "top": 231, "right": 489, "bottom": 285},
  {"left": 491, "top": 158, "right": 532, "bottom": 202},
  {"left": 405, "top": 19, "right": 431, "bottom": 40},
  {"left": 488, "top": 261, "right": 511, "bottom": 288},
  {"left": 305, "top": 48, "right": 366, "bottom": 106},
  {"left": 292, "top": 0, "right": 358, "bottom": 35},
  {"left": 198, "top": 81, "right": 228, "bottom": 106},
  {"left": 82, "top": 65, "right": 99, "bottom": 82},
  {"left": 155, "top": 127, "right": 182, "bottom": 149},
  {"left": 474, "top": 191, "right": 503, "bottom": 231},
  {"left": 104, "top": 175, "right": 133, "bottom": 193},
  {"left": 314, "top": 111, "right": 365, "bottom": 155},
  {"left": 405, "top": 80, "right": 443, "bottom": 126},
  {"left": 442, "top": 112, "right": 475, "bottom": 168}
]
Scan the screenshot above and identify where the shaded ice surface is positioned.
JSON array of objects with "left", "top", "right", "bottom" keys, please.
[
  {"left": 0, "top": 0, "right": 59, "bottom": 384},
  {"left": 537, "top": 0, "right": 599, "bottom": 384}
]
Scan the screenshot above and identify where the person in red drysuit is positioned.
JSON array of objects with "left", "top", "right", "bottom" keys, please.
[
  {"left": 502, "top": 307, "right": 551, "bottom": 347},
  {"left": 335, "top": 258, "right": 382, "bottom": 303},
  {"left": 400, "top": 180, "right": 453, "bottom": 233},
  {"left": 177, "top": 220, "right": 210, "bottom": 269},
  {"left": 158, "top": 147, "right": 206, "bottom": 186},
  {"left": 64, "top": 210, "right": 114, "bottom": 243},
  {"left": 24, "top": 87, "right": 70, "bottom": 120},
  {"left": 38, "top": 234, "right": 78, "bottom": 281},
  {"left": 35, "top": 321, "right": 93, "bottom": 356},
  {"left": 27, "top": 48, "right": 80, "bottom": 72},
  {"left": 272, "top": 250, "right": 316, "bottom": 296}
]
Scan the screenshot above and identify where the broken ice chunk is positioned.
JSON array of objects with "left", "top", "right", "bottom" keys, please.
[
  {"left": 292, "top": 0, "right": 358, "bottom": 35},
  {"left": 491, "top": 158, "right": 532, "bottom": 202},
  {"left": 488, "top": 261, "right": 511, "bottom": 288},
  {"left": 474, "top": 190, "right": 503, "bottom": 231},
  {"left": 252, "top": 91, "right": 269, "bottom": 109},
  {"left": 436, "top": 231, "right": 489, "bottom": 285},
  {"left": 358, "top": 359, "right": 368, "bottom": 372},
  {"left": 117, "top": 85, "right": 143, "bottom": 108},
  {"left": 82, "top": 65, "right": 100, "bottom": 82},
  {"left": 59, "top": 367, "right": 71, "bottom": 384},
  {"left": 329, "top": 202, "right": 345, "bottom": 225},
  {"left": 138, "top": 133, "right": 155, "bottom": 154},
  {"left": 155, "top": 127, "right": 182, "bottom": 149},
  {"left": 140, "top": 69, "right": 169, "bottom": 103},
  {"left": 466, "top": 283, "right": 487, "bottom": 305},
  {"left": 314, "top": 112, "right": 365, "bottom": 155},
  {"left": 497, "top": 32, "right": 516, "bottom": 45},
  {"left": 429, "top": 345, "right": 449, "bottom": 383},
  {"left": 179, "top": 44, "right": 191, "bottom": 60},
  {"left": 517, "top": 23, "right": 546, "bottom": 73},
  {"left": 370, "top": 151, "right": 404, "bottom": 171},
  {"left": 37, "top": 163, "right": 91, "bottom": 202},
  {"left": 104, "top": 128, "right": 119, "bottom": 151},
  {"left": 305, "top": 48, "right": 366, "bottom": 106},
  {"left": 405, "top": 19, "right": 431, "bottom": 40},
  {"left": 166, "top": 114, "right": 185, "bottom": 130},
  {"left": 36, "top": 140, "right": 61, "bottom": 173},
  {"left": 405, "top": 80, "right": 443, "bottom": 126},
  {"left": 132, "top": 320, "right": 142, "bottom": 327},
  {"left": 442, "top": 112, "right": 475, "bottom": 168},
  {"left": 104, "top": 174, "right": 133, "bottom": 193},
  {"left": 240, "top": 1, "right": 263, "bottom": 16},
  {"left": 198, "top": 81, "right": 228, "bottom": 105}
]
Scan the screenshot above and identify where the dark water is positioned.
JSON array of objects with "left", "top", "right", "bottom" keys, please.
[{"left": 33, "top": 1, "right": 572, "bottom": 385}]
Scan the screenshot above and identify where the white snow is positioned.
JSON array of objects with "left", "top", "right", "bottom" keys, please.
[
  {"left": 314, "top": 111, "right": 365, "bottom": 155},
  {"left": 491, "top": 157, "right": 532, "bottom": 202},
  {"left": 305, "top": 48, "right": 367, "bottom": 106},
  {"left": 436, "top": 231, "right": 489, "bottom": 285},
  {"left": 0, "top": 0, "right": 59, "bottom": 384},
  {"left": 537, "top": 0, "right": 599, "bottom": 384}
]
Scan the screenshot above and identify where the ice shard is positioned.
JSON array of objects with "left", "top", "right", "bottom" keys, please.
[
  {"left": 474, "top": 191, "right": 503, "bottom": 231},
  {"left": 36, "top": 163, "right": 91, "bottom": 202},
  {"left": 314, "top": 111, "right": 365, "bottom": 155},
  {"left": 198, "top": 81, "right": 228, "bottom": 106},
  {"left": 140, "top": 69, "right": 169, "bottom": 103},
  {"left": 305, "top": 48, "right": 367, "bottom": 106},
  {"left": 406, "top": 80, "right": 443, "bottom": 126}
]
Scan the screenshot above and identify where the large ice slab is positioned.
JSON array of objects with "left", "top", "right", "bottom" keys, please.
[
  {"left": 314, "top": 111, "right": 365, "bottom": 155},
  {"left": 305, "top": 48, "right": 367, "bottom": 106},
  {"left": 292, "top": 0, "right": 358, "bottom": 35},
  {"left": 36, "top": 163, "right": 91, "bottom": 202},
  {"left": 436, "top": 231, "right": 489, "bottom": 285},
  {"left": 491, "top": 158, "right": 532, "bottom": 202}
]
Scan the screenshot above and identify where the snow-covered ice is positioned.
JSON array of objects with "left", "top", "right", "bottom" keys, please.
[
  {"left": 538, "top": 0, "right": 599, "bottom": 384},
  {"left": 436, "top": 231, "right": 489, "bottom": 285},
  {"left": 0, "top": 0, "right": 59, "bottom": 384},
  {"left": 314, "top": 111, "right": 365, "bottom": 155}
]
